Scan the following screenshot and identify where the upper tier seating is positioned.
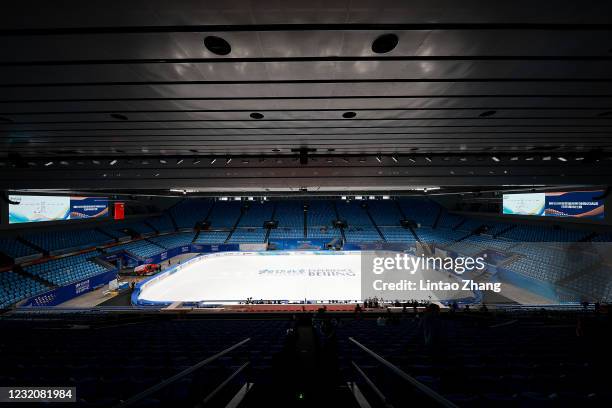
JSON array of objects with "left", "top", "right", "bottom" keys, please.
[
  {"left": 0, "top": 237, "right": 40, "bottom": 260},
  {"left": 366, "top": 200, "right": 403, "bottom": 226},
  {"left": 436, "top": 211, "right": 465, "bottom": 229},
  {"left": 207, "top": 201, "right": 243, "bottom": 228},
  {"left": 23, "top": 228, "right": 114, "bottom": 254},
  {"left": 397, "top": 198, "right": 439, "bottom": 227},
  {"left": 306, "top": 200, "right": 336, "bottom": 227},
  {"left": 169, "top": 199, "right": 213, "bottom": 229},
  {"left": 238, "top": 202, "right": 274, "bottom": 227},
  {"left": 336, "top": 201, "right": 372, "bottom": 226},
  {"left": 146, "top": 214, "right": 175, "bottom": 233},
  {"left": 149, "top": 232, "right": 196, "bottom": 249},
  {"left": 25, "top": 251, "right": 109, "bottom": 286},
  {"left": 274, "top": 201, "right": 304, "bottom": 229},
  {"left": 0, "top": 271, "right": 49, "bottom": 308},
  {"left": 501, "top": 224, "right": 589, "bottom": 242}
]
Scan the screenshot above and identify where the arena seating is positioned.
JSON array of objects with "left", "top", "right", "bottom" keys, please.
[
  {"left": 307, "top": 226, "right": 341, "bottom": 240},
  {"left": 194, "top": 231, "right": 230, "bottom": 244},
  {"left": 501, "top": 224, "right": 589, "bottom": 242},
  {"left": 269, "top": 227, "right": 304, "bottom": 240},
  {"left": 169, "top": 199, "right": 213, "bottom": 229},
  {"left": 228, "top": 228, "right": 267, "bottom": 243},
  {"left": 148, "top": 232, "right": 196, "bottom": 249},
  {"left": 366, "top": 200, "right": 403, "bottom": 226},
  {"left": 0, "top": 317, "right": 290, "bottom": 407},
  {"left": 336, "top": 200, "right": 372, "bottom": 226},
  {"left": 397, "top": 198, "right": 440, "bottom": 227},
  {"left": 0, "top": 237, "right": 40, "bottom": 261},
  {"left": 0, "top": 271, "right": 49, "bottom": 308},
  {"left": 274, "top": 201, "right": 304, "bottom": 229},
  {"left": 24, "top": 251, "right": 109, "bottom": 286},
  {"left": 436, "top": 211, "right": 465, "bottom": 229},
  {"left": 238, "top": 202, "right": 274, "bottom": 227},
  {"left": 146, "top": 214, "right": 176, "bottom": 234},
  {"left": 306, "top": 200, "right": 336, "bottom": 228},
  {"left": 22, "top": 228, "right": 114, "bottom": 255},
  {"left": 207, "top": 201, "right": 243, "bottom": 228},
  {"left": 344, "top": 226, "right": 382, "bottom": 243},
  {"left": 109, "top": 220, "right": 157, "bottom": 237},
  {"left": 335, "top": 315, "right": 608, "bottom": 407},
  {"left": 379, "top": 227, "right": 416, "bottom": 244},
  {"left": 107, "top": 239, "right": 166, "bottom": 259}
]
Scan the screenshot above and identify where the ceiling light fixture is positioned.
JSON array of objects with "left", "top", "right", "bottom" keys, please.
[
  {"left": 391, "top": 155, "right": 398, "bottom": 163},
  {"left": 109, "top": 159, "right": 117, "bottom": 166},
  {"left": 376, "top": 155, "right": 382, "bottom": 163},
  {"left": 491, "top": 156, "right": 500, "bottom": 162},
  {"left": 372, "top": 33, "right": 399, "bottom": 54},
  {"left": 204, "top": 35, "right": 231, "bottom": 56},
  {"left": 110, "top": 113, "right": 128, "bottom": 121}
]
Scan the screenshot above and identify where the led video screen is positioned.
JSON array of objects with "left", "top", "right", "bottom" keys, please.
[
  {"left": 503, "top": 190, "right": 604, "bottom": 219},
  {"left": 8, "top": 195, "right": 109, "bottom": 224}
]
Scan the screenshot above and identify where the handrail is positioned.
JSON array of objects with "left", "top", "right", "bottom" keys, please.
[
  {"left": 199, "top": 362, "right": 250, "bottom": 406},
  {"left": 348, "top": 337, "right": 458, "bottom": 408},
  {"left": 351, "top": 361, "right": 394, "bottom": 408},
  {"left": 114, "top": 337, "right": 251, "bottom": 408}
]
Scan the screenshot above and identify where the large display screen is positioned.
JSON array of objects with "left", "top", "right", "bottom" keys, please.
[
  {"left": 8, "top": 195, "right": 109, "bottom": 224},
  {"left": 503, "top": 190, "right": 604, "bottom": 219}
]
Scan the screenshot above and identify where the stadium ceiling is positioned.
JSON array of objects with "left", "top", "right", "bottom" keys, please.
[{"left": 2, "top": 0, "right": 612, "bottom": 192}]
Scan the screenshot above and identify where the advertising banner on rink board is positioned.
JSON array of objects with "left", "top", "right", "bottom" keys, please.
[{"left": 21, "top": 269, "right": 117, "bottom": 307}]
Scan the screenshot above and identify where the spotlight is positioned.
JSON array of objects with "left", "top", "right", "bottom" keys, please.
[
  {"left": 44, "top": 161, "right": 53, "bottom": 167},
  {"left": 92, "top": 160, "right": 100, "bottom": 165},
  {"left": 376, "top": 155, "right": 382, "bottom": 163},
  {"left": 60, "top": 161, "right": 69, "bottom": 166},
  {"left": 109, "top": 159, "right": 118, "bottom": 166},
  {"left": 225, "top": 157, "right": 232, "bottom": 164},
  {"left": 193, "top": 159, "right": 201, "bottom": 165},
  {"left": 491, "top": 156, "right": 500, "bottom": 162},
  {"left": 408, "top": 158, "right": 416, "bottom": 163},
  {"left": 479, "top": 110, "right": 497, "bottom": 117},
  {"left": 110, "top": 113, "right": 128, "bottom": 121},
  {"left": 210, "top": 158, "right": 217, "bottom": 165},
  {"left": 575, "top": 157, "right": 584, "bottom": 161},
  {"left": 391, "top": 155, "right": 398, "bottom": 163},
  {"left": 557, "top": 156, "right": 567, "bottom": 162},
  {"left": 204, "top": 35, "right": 231, "bottom": 56},
  {"left": 372, "top": 33, "right": 399, "bottom": 54},
  {"left": 542, "top": 156, "right": 551, "bottom": 161},
  {"left": 425, "top": 157, "right": 432, "bottom": 162},
  {"left": 176, "top": 159, "right": 184, "bottom": 165}
]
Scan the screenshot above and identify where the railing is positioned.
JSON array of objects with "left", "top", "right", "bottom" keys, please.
[
  {"left": 114, "top": 337, "right": 251, "bottom": 408},
  {"left": 349, "top": 337, "right": 458, "bottom": 408}
]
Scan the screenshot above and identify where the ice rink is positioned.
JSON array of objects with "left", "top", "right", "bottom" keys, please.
[
  {"left": 133, "top": 251, "right": 475, "bottom": 305},
  {"left": 134, "top": 251, "right": 363, "bottom": 304}
]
